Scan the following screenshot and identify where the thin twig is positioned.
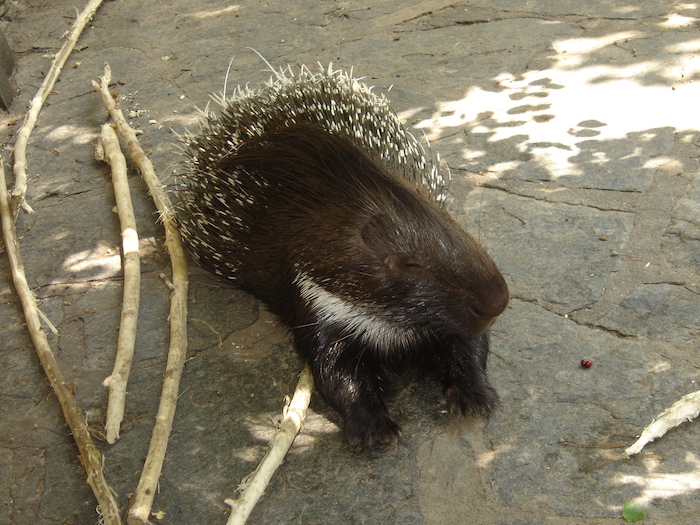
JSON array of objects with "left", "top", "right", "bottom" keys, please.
[
  {"left": 96, "top": 122, "right": 142, "bottom": 444},
  {"left": 610, "top": 251, "right": 658, "bottom": 264},
  {"left": 0, "top": 157, "right": 122, "bottom": 524},
  {"left": 91, "top": 62, "right": 189, "bottom": 525},
  {"left": 431, "top": 127, "right": 466, "bottom": 142},
  {"left": 225, "top": 365, "right": 314, "bottom": 525},
  {"left": 11, "top": 0, "right": 105, "bottom": 216},
  {"left": 502, "top": 206, "right": 526, "bottom": 224},
  {"left": 558, "top": 438, "right": 631, "bottom": 449}
]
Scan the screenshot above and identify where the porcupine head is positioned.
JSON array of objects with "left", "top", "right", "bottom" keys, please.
[{"left": 177, "top": 62, "right": 509, "bottom": 449}]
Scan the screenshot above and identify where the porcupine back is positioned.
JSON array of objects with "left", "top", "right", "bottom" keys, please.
[
  {"left": 177, "top": 64, "right": 451, "bottom": 287},
  {"left": 182, "top": 64, "right": 448, "bottom": 203}
]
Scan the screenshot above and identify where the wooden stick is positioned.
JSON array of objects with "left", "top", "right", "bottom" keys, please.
[
  {"left": 0, "top": 157, "right": 123, "bottom": 524},
  {"left": 225, "top": 365, "right": 314, "bottom": 525},
  {"left": 91, "top": 63, "right": 189, "bottom": 525},
  {"left": 11, "top": 0, "right": 105, "bottom": 216},
  {"left": 91, "top": 63, "right": 177, "bottom": 219},
  {"left": 624, "top": 390, "right": 700, "bottom": 457},
  {"left": 96, "top": 123, "right": 142, "bottom": 444}
]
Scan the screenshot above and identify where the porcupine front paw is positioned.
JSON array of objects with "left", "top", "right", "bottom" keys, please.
[
  {"left": 343, "top": 410, "right": 402, "bottom": 449},
  {"left": 444, "top": 383, "right": 499, "bottom": 417}
]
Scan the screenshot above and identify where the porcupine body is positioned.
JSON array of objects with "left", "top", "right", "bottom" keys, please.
[{"left": 176, "top": 64, "right": 509, "bottom": 448}]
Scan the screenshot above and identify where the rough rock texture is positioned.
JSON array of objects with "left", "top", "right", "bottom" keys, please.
[{"left": 0, "top": 1, "right": 698, "bottom": 524}]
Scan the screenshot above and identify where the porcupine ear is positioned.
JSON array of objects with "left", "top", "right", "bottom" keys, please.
[{"left": 361, "top": 214, "right": 389, "bottom": 246}]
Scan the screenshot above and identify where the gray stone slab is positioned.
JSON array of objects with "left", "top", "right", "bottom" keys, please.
[
  {"left": 467, "top": 0, "right": 668, "bottom": 18},
  {"left": 0, "top": 29, "right": 14, "bottom": 109},
  {"left": 461, "top": 188, "right": 633, "bottom": 312},
  {"left": 597, "top": 283, "right": 700, "bottom": 341},
  {"left": 663, "top": 174, "right": 700, "bottom": 271},
  {"left": 1, "top": 1, "right": 699, "bottom": 524},
  {"left": 486, "top": 300, "right": 699, "bottom": 517}
]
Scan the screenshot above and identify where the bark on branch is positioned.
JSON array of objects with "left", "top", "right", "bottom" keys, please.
[
  {"left": 92, "top": 62, "right": 189, "bottom": 525},
  {"left": 0, "top": 157, "right": 122, "bottom": 524},
  {"left": 96, "top": 122, "right": 142, "bottom": 444}
]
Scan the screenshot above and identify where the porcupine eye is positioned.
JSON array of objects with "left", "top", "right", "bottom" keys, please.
[
  {"left": 363, "top": 215, "right": 427, "bottom": 275},
  {"left": 403, "top": 258, "right": 423, "bottom": 269},
  {"left": 382, "top": 254, "right": 424, "bottom": 273}
]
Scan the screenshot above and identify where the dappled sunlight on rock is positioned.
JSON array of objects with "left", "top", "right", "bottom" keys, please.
[
  {"left": 62, "top": 244, "right": 122, "bottom": 279},
  {"left": 185, "top": 5, "right": 243, "bottom": 20},
  {"left": 4, "top": 1, "right": 699, "bottom": 523},
  {"left": 60, "top": 237, "right": 161, "bottom": 281},
  {"left": 412, "top": 27, "right": 699, "bottom": 190},
  {"left": 41, "top": 123, "right": 97, "bottom": 146},
  {"left": 616, "top": 453, "right": 700, "bottom": 505},
  {"left": 554, "top": 31, "right": 645, "bottom": 57}
]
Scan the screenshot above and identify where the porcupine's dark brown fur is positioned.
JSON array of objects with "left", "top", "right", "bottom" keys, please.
[{"left": 175, "top": 64, "right": 509, "bottom": 448}]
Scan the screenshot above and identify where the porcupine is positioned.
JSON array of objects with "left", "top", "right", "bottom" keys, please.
[{"left": 175, "top": 63, "right": 509, "bottom": 448}]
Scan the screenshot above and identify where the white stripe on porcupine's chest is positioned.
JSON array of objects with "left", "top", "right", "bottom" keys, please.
[{"left": 294, "top": 273, "right": 413, "bottom": 348}]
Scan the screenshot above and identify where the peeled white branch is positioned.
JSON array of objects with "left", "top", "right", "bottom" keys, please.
[
  {"left": 92, "top": 63, "right": 189, "bottom": 525},
  {"left": 625, "top": 390, "right": 700, "bottom": 457},
  {"left": 11, "top": 0, "right": 104, "bottom": 215},
  {"left": 96, "top": 123, "right": 142, "bottom": 444},
  {"left": 0, "top": 158, "right": 122, "bottom": 523},
  {"left": 225, "top": 365, "right": 314, "bottom": 525}
]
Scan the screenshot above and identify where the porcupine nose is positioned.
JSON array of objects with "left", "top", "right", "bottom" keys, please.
[{"left": 470, "top": 272, "right": 509, "bottom": 333}]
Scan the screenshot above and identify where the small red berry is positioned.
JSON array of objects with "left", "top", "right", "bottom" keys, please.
[{"left": 580, "top": 359, "right": 592, "bottom": 368}]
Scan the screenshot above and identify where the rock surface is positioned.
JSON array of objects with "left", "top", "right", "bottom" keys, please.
[{"left": 0, "top": 1, "right": 698, "bottom": 524}]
